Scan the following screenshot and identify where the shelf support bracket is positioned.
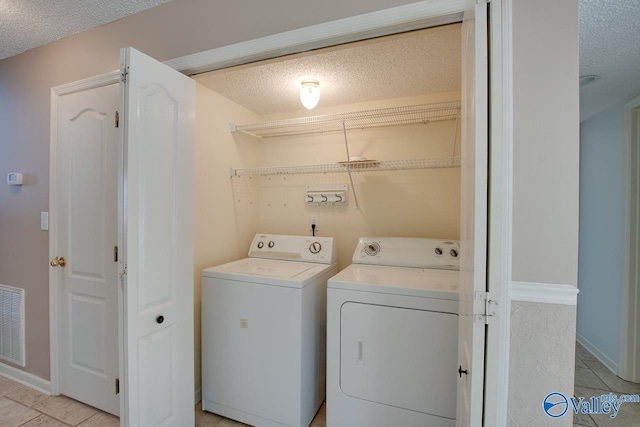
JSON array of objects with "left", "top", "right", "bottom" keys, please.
[
  {"left": 342, "top": 121, "right": 360, "bottom": 209},
  {"left": 451, "top": 114, "right": 460, "bottom": 157}
]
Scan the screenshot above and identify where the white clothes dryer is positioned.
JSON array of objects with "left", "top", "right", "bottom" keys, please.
[
  {"left": 202, "top": 234, "right": 337, "bottom": 427},
  {"left": 326, "top": 237, "right": 459, "bottom": 427}
]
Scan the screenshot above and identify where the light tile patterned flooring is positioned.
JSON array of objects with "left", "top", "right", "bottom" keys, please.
[
  {"left": 8, "top": 344, "right": 637, "bottom": 427},
  {"left": 574, "top": 342, "right": 640, "bottom": 426},
  {"left": 0, "top": 376, "right": 118, "bottom": 426},
  {"left": 0, "top": 374, "right": 326, "bottom": 427},
  {"left": 195, "top": 402, "right": 326, "bottom": 427}
]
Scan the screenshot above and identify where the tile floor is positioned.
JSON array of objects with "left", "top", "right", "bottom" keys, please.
[
  {"left": 0, "top": 376, "right": 118, "bottom": 427},
  {"left": 0, "top": 374, "right": 326, "bottom": 427},
  {"left": 9, "top": 346, "right": 637, "bottom": 427},
  {"left": 574, "top": 342, "right": 640, "bottom": 426},
  {"left": 195, "top": 402, "right": 326, "bottom": 427}
]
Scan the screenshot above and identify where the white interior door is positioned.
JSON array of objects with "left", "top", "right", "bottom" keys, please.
[
  {"left": 119, "top": 47, "right": 195, "bottom": 427},
  {"left": 456, "top": 1, "right": 488, "bottom": 426},
  {"left": 55, "top": 84, "right": 120, "bottom": 416}
]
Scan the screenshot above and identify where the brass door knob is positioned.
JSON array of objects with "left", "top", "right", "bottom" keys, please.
[{"left": 50, "top": 257, "right": 66, "bottom": 267}]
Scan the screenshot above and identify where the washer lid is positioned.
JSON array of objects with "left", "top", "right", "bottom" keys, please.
[
  {"left": 328, "top": 264, "right": 459, "bottom": 300},
  {"left": 202, "top": 258, "right": 334, "bottom": 288}
]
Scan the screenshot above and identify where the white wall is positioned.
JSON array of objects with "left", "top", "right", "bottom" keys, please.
[{"left": 577, "top": 101, "right": 626, "bottom": 370}]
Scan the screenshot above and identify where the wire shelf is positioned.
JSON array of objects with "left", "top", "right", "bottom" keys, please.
[
  {"left": 230, "top": 157, "right": 461, "bottom": 178},
  {"left": 230, "top": 101, "right": 461, "bottom": 138}
]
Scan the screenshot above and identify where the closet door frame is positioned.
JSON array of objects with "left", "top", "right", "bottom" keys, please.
[{"left": 50, "top": 1, "right": 512, "bottom": 424}]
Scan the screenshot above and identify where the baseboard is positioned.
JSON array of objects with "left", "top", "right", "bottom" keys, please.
[
  {"left": 511, "top": 281, "right": 579, "bottom": 305},
  {"left": 194, "top": 387, "right": 202, "bottom": 405},
  {"left": 0, "top": 362, "right": 51, "bottom": 395},
  {"left": 576, "top": 332, "right": 619, "bottom": 374}
]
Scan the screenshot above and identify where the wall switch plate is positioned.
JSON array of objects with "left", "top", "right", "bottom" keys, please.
[
  {"left": 40, "top": 212, "right": 48, "bottom": 231},
  {"left": 7, "top": 173, "right": 23, "bottom": 186}
]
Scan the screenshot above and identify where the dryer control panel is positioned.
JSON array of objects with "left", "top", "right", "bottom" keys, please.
[
  {"left": 353, "top": 237, "right": 459, "bottom": 270},
  {"left": 248, "top": 234, "right": 337, "bottom": 264}
]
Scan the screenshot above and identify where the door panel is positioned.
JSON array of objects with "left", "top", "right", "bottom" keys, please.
[
  {"left": 56, "top": 84, "right": 119, "bottom": 416},
  {"left": 457, "top": 1, "right": 489, "bottom": 426},
  {"left": 340, "top": 302, "right": 458, "bottom": 419},
  {"left": 120, "top": 47, "right": 195, "bottom": 427}
]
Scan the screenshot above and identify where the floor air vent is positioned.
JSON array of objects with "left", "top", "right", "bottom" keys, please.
[{"left": 0, "top": 285, "right": 25, "bottom": 366}]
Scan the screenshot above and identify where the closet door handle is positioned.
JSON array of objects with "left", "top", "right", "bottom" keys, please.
[
  {"left": 458, "top": 365, "right": 468, "bottom": 377},
  {"left": 156, "top": 315, "right": 164, "bottom": 324}
]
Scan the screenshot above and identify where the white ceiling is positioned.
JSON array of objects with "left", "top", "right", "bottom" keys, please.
[
  {"left": 0, "top": 0, "right": 172, "bottom": 60},
  {"left": 194, "top": 24, "right": 462, "bottom": 115},
  {"left": 579, "top": 0, "right": 640, "bottom": 121},
  {"left": 0, "top": 1, "right": 637, "bottom": 121}
]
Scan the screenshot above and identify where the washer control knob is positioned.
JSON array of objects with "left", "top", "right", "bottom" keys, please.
[
  {"left": 435, "top": 247, "right": 443, "bottom": 255},
  {"left": 268, "top": 241, "right": 275, "bottom": 248},
  {"left": 257, "top": 241, "right": 264, "bottom": 249},
  {"left": 450, "top": 249, "right": 459, "bottom": 258},
  {"left": 365, "top": 242, "right": 380, "bottom": 256},
  {"left": 309, "top": 242, "right": 322, "bottom": 254}
]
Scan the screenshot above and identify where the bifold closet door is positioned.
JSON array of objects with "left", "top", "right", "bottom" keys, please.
[
  {"left": 457, "top": 1, "right": 489, "bottom": 426},
  {"left": 119, "top": 47, "right": 195, "bottom": 427}
]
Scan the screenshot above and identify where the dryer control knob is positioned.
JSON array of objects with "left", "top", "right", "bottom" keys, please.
[
  {"left": 268, "top": 241, "right": 275, "bottom": 248},
  {"left": 435, "top": 247, "right": 443, "bottom": 255},
  {"left": 365, "top": 242, "right": 380, "bottom": 256},
  {"left": 450, "top": 249, "right": 459, "bottom": 258},
  {"left": 257, "top": 241, "right": 264, "bottom": 249},
  {"left": 309, "top": 242, "right": 322, "bottom": 254}
]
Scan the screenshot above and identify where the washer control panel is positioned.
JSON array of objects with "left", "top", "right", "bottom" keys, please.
[
  {"left": 248, "top": 234, "right": 336, "bottom": 264},
  {"left": 353, "top": 237, "right": 460, "bottom": 270}
]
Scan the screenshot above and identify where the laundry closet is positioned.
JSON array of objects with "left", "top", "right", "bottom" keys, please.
[
  {"left": 191, "top": 24, "right": 462, "bottom": 273},
  {"left": 50, "top": 9, "right": 489, "bottom": 425}
]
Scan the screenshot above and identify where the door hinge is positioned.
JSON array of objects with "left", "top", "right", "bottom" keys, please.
[
  {"left": 474, "top": 291, "right": 498, "bottom": 324},
  {"left": 120, "top": 67, "right": 128, "bottom": 83},
  {"left": 115, "top": 378, "right": 119, "bottom": 395},
  {"left": 115, "top": 111, "right": 119, "bottom": 128},
  {"left": 114, "top": 246, "right": 118, "bottom": 262}
]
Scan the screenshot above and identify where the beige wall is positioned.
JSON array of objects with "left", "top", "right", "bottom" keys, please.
[
  {"left": 511, "top": 0, "right": 580, "bottom": 286},
  {"left": 0, "top": 0, "right": 415, "bottom": 381},
  {"left": 508, "top": 0, "right": 579, "bottom": 425},
  {"left": 194, "top": 84, "right": 262, "bottom": 393},
  {"left": 249, "top": 94, "right": 461, "bottom": 269}
]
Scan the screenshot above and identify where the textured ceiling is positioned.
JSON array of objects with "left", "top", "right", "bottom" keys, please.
[
  {"left": 0, "top": 0, "right": 172, "bottom": 60},
  {"left": 194, "top": 24, "right": 462, "bottom": 115},
  {"left": 579, "top": 0, "right": 640, "bottom": 120},
  {"left": 1, "top": 1, "right": 636, "bottom": 121}
]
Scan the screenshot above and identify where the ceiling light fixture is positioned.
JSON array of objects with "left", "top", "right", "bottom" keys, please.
[{"left": 300, "top": 80, "right": 320, "bottom": 110}]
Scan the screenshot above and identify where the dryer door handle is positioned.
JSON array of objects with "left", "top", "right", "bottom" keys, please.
[{"left": 355, "top": 338, "right": 365, "bottom": 365}]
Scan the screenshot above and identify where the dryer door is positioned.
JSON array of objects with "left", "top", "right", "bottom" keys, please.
[{"left": 340, "top": 302, "right": 458, "bottom": 420}]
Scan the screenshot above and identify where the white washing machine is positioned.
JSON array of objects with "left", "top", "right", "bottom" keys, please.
[
  {"left": 326, "top": 237, "right": 459, "bottom": 427},
  {"left": 201, "top": 234, "right": 337, "bottom": 427}
]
